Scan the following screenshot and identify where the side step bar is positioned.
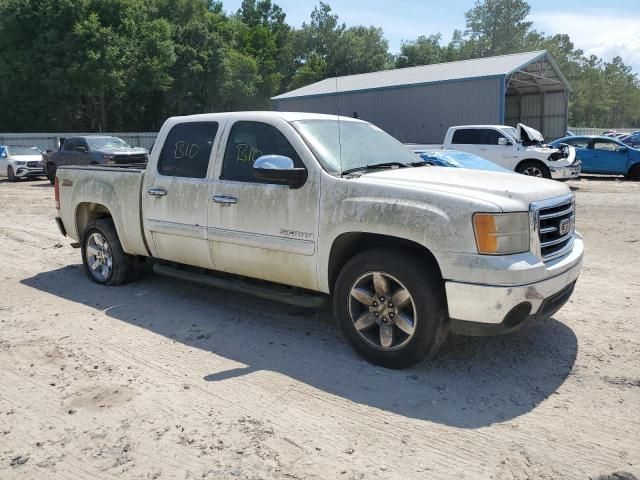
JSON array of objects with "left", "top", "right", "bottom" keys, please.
[{"left": 153, "top": 263, "right": 327, "bottom": 309}]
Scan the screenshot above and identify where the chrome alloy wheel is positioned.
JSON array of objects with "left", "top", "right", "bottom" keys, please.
[
  {"left": 522, "top": 166, "right": 544, "bottom": 177},
  {"left": 348, "top": 272, "right": 417, "bottom": 351},
  {"left": 86, "top": 232, "right": 113, "bottom": 282}
]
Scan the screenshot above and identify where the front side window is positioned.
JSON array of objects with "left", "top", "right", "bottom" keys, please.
[
  {"left": 481, "top": 129, "right": 508, "bottom": 145},
  {"left": 63, "top": 138, "right": 78, "bottom": 151},
  {"left": 158, "top": 122, "right": 219, "bottom": 178},
  {"left": 566, "top": 138, "right": 589, "bottom": 149},
  {"left": 221, "top": 121, "right": 303, "bottom": 183}
]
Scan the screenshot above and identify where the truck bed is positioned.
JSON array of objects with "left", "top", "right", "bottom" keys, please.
[{"left": 56, "top": 165, "right": 149, "bottom": 257}]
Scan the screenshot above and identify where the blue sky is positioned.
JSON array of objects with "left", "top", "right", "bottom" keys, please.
[{"left": 224, "top": 0, "right": 640, "bottom": 73}]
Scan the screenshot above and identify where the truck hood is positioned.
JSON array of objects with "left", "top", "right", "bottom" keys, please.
[
  {"left": 357, "top": 166, "right": 570, "bottom": 211},
  {"left": 517, "top": 123, "right": 544, "bottom": 144}
]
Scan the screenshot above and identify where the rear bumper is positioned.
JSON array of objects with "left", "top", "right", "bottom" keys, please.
[{"left": 445, "top": 237, "right": 583, "bottom": 335}]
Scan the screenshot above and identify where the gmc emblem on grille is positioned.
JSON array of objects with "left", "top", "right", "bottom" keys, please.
[{"left": 559, "top": 218, "right": 572, "bottom": 235}]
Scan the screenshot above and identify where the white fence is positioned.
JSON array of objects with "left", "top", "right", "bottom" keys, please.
[
  {"left": 0, "top": 132, "right": 157, "bottom": 151},
  {"left": 568, "top": 127, "right": 636, "bottom": 136}
]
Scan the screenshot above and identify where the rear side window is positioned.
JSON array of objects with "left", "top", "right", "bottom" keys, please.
[
  {"left": 158, "top": 122, "right": 219, "bottom": 178},
  {"left": 221, "top": 121, "right": 303, "bottom": 183},
  {"left": 451, "top": 129, "right": 484, "bottom": 144}
]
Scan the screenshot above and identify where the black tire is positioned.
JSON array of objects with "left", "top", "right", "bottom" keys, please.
[
  {"left": 626, "top": 164, "right": 640, "bottom": 180},
  {"left": 7, "top": 166, "right": 18, "bottom": 182},
  {"left": 81, "top": 218, "right": 135, "bottom": 286},
  {"left": 516, "top": 160, "right": 551, "bottom": 179},
  {"left": 47, "top": 163, "right": 57, "bottom": 184},
  {"left": 333, "top": 248, "right": 448, "bottom": 369}
]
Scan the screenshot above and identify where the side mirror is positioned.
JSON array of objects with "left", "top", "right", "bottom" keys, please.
[
  {"left": 253, "top": 155, "right": 307, "bottom": 189},
  {"left": 76, "top": 146, "right": 88, "bottom": 153},
  {"left": 618, "top": 147, "right": 628, "bottom": 153},
  {"left": 498, "top": 137, "right": 512, "bottom": 146}
]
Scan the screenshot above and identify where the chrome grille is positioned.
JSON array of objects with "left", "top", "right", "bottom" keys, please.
[
  {"left": 531, "top": 194, "right": 575, "bottom": 260},
  {"left": 27, "top": 161, "right": 43, "bottom": 168},
  {"left": 114, "top": 153, "right": 147, "bottom": 164}
]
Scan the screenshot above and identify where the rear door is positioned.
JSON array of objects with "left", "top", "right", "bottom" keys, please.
[
  {"left": 208, "top": 117, "right": 320, "bottom": 290},
  {"left": 588, "top": 139, "right": 629, "bottom": 174},
  {"left": 449, "top": 128, "right": 482, "bottom": 156},
  {"left": 142, "top": 120, "right": 223, "bottom": 269}
]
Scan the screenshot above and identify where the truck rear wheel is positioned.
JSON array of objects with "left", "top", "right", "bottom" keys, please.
[
  {"left": 333, "top": 248, "right": 448, "bottom": 369},
  {"left": 81, "top": 219, "right": 135, "bottom": 286},
  {"left": 516, "top": 160, "right": 550, "bottom": 179}
]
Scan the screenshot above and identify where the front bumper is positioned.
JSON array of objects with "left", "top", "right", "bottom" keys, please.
[
  {"left": 445, "top": 235, "right": 583, "bottom": 335},
  {"left": 550, "top": 160, "right": 581, "bottom": 180},
  {"left": 15, "top": 166, "right": 45, "bottom": 178}
]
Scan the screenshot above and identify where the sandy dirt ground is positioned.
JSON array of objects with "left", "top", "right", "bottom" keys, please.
[{"left": 0, "top": 176, "right": 639, "bottom": 480}]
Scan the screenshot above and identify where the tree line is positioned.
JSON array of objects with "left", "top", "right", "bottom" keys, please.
[{"left": 0, "top": 0, "right": 638, "bottom": 132}]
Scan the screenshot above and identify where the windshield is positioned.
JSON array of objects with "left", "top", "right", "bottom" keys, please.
[
  {"left": 86, "top": 137, "right": 130, "bottom": 150},
  {"left": 501, "top": 127, "right": 519, "bottom": 142},
  {"left": 8, "top": 146, "right": 41, "bottom": 156},
  {"left": 292, "top": 120, "right": 419, "bottom": 174}
]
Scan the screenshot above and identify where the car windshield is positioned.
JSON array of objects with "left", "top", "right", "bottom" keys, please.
[
  {"left": 86, "top": 137, "right": 130, "bottom": 150},
  {"left": 8, "top": 146, "right": 41, "bottom": 156},
  {"left": 292, "top": 120, "right": 419, "bottom": 174},
  {"left": 501, "top": 127, "right": 519, "bottom": 142}
]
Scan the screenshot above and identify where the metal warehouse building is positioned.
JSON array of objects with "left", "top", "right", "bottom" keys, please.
[{"left": 272, "top": 50, "right": 570, "bottom": 143}]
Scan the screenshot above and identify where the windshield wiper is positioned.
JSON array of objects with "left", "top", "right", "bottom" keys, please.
[{"left": 341, "top": 162, "right": 411, "bottom": 176}]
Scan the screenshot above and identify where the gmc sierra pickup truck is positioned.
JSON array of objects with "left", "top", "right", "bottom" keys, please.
[{"left": 54, "top": 112, "right": 583, "bottom": 368}]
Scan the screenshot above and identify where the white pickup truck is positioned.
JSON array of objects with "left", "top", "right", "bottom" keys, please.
[
  {"left": 54, "top": 112, "right": 583, "bottom": 368},
  {"left": 412, "top": 124, "right": 581, "bottom": 179}
]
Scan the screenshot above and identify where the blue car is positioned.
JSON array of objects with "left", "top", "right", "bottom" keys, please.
[
  {"left": 411, "top": 149, "right": 513, "bottom": 173},
  {"left": 550, "top": 136, "right": 640, "bottom": 179}
]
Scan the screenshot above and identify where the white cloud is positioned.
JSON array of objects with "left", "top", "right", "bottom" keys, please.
[{"left": 531, "top": 9, "right": 640, "bottom": 74}]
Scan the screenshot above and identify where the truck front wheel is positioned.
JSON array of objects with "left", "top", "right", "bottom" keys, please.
[
  {"left": 47, "top": 164, "right": 57, "bottom": 184},
  {"left": 516, "top": 160, "right": 550, "bottom": 179},
  {"left": 333, "top": 248, "right": 448, "bottom": 369},
  {"left": 81, "top": 219, "right": 135, "bottom": 286}
]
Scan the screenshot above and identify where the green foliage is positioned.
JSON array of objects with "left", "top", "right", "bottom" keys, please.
[{"left": 0, "top": 0, "right": 638, "bottom": 131}]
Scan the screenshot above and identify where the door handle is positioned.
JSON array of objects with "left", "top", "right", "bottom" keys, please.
[
  {"left": 147, "top": 187, "right": 167, "bottom": 197},
  {"left": 212, "top": 195, "right": 237, "bottom": 205}
]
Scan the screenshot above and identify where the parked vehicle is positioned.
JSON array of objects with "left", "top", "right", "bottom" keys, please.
[
  {"left": 550, "top": 135, "right": 640, "bottom": 179},
  {"left": 409, "top": 148, "right": 512, "bottom": 173},
  {"left": 0, "top": 145, "right": 46, "bottom": 181},
  {"left": 619, "top": 131, "right": 640, "bottom": 149},
  {"left": 54, "top": 112, "right": 583, "bottom": 368},
  {"left": 436, "top": 124, "right": 580, "bottom": 179},
  {"left": 43, "top": 135, "right": 148, "bottom": 184}
]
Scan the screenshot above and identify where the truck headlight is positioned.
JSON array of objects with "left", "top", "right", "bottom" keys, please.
[{"left": 473, "top": 213, "right": 530, "bottom": 255}]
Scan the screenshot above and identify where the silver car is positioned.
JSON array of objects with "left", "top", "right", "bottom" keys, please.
[{"left": 0, "top": 145, "right": 46, "bottom": 181}]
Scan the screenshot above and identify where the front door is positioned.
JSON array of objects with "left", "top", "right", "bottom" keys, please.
[
  {"left": 0, "top": 146, "right": 7, "bottom": 175},
  {"left": 588, "top": 139, "right": 630, "bottom": 174},
  {"left": 142, "top": 121, "right": 221, "bottom": 269},
  {"left": 208, "top": 118, "right": 320, "bottom": 290},
  {"left": 476, "top": 129, "right": 518, "bottom": 169}
]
